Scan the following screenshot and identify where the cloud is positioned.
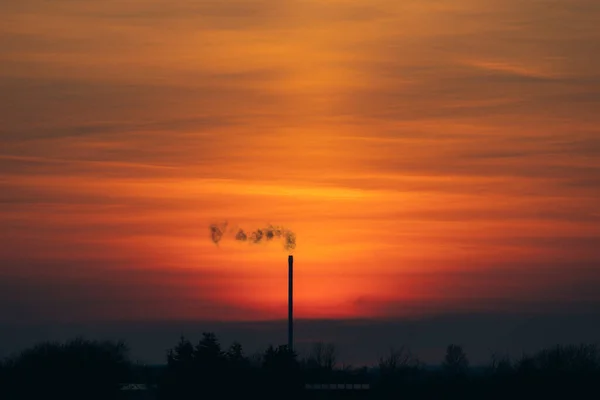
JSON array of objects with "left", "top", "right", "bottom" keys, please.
[{"left": 462, "top": 60, "right": 559, "bottom": 81}]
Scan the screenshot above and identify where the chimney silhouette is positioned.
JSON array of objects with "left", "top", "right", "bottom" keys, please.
[{"left": 288, "top": 255, "right": 293, "bottom": 352}]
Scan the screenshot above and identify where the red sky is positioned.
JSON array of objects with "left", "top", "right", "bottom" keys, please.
[{"left": 1, "top": 0, "right": 599, "bottom": 324}]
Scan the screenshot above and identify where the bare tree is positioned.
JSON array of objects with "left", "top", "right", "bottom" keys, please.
[
  {"left": 308, "top": 342, "right": 337, "bottom": 370},
  {"left": 488, "top": 351, "right": 513, "bottom": 376},
  {"left": 378, "top": 346, "right": 419, "bottom": 374}
]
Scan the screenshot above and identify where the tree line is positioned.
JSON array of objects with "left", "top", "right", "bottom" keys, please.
[{"left": 1, "top": 333, "right": 599, "bottom": 399}]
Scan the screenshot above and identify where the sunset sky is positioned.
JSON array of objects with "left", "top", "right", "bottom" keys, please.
[{"left": 1, "top": 0, "right": 599, "bottom": 332}]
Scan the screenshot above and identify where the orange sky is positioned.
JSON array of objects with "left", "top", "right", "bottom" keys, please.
[{"left": 1, "top": 0, "right": 599, "bottom": 324}]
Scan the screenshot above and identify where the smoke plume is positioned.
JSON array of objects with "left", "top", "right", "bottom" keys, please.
[
  {"left": 209, "top": 222, "right": 296, "bottom": 252},
  {"left": 209, "top": 222, "right": 228, "bottom": 245}
]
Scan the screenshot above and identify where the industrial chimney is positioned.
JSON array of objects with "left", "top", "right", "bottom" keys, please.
[{"left": 288, "top": 255, "right": 293, "bottom": 352}]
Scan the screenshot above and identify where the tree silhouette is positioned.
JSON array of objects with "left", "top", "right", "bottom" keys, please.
[
  {"left": 303, "top": 342, "right": 337, "bottom": 386},
  {"left": 166, "top": 336, "right": 194, "bottom": 369},
  {"left": 535, "top": 344, "right": 600, "bottom": 375},
  {"left": 5, "top": 332, "right": 600, "bottom": 400},
  {"left": 1, "top": 337, "right": 130, "bottom": 400},
  {"left": 443, "top": 344, "right": 469, "bottom": 376},
  {"left": 193, "top": 332, "right": 225, "bottom": 370},
  {"left": 160, "top": 332, "right": 247, "bottom": 399},
  {"left": 306, "top": 342, "right": 337, "bottom": 370},
  {"left": 247, "top": 350, "right": 264, "bottom": 368},
  {"left": 263, "top": 344, "right": 298, "bottom": 371},
  {"left": 379, "top": 346, "right": 419, "bottom": 374},
  {"left": 226, "top": 341, "right": 248, "bottom": 368},
  {"left": 488, "top": 352, "right": 514, "bottom": 376},
  {"left": 162, "top": 335, "right": 197, "bottom": 400},
  {"left": 377, "top": 345, "right": 421, "bottom": 393},
  {"left": 262, "top": 345, "right": 302, "bottom": 396}
]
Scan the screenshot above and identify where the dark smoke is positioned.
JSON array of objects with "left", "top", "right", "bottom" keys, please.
[
  {"left": 235, "top": 229, "right": 247, "bottom": 241},
  {"left": 209, "top": 222, "right": 296, "bottom": 252},
  {"left": 209, "top": 222, "right": 228, "bottom": 245}
]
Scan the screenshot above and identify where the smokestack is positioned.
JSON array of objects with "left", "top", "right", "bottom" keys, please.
[{"left": 288, "top": 255, "right": 293, "bottom": 352}]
